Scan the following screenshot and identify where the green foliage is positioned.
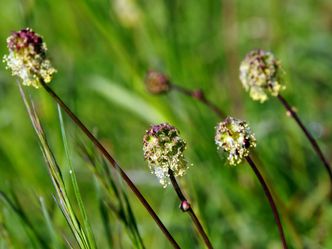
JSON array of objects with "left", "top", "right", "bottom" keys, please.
[
  {"left": 19, "top": 84, "right": 95, "bottom": 249},
  {"left": 0, "top": 0, "right": 332, "bottom": 248}
]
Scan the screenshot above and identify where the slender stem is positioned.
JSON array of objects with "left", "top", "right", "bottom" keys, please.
[
  {"left": 171, "top": 84, "right": 226, "bottom": 119},
  {"left": 40, "top": 81, "right": 181, "bottom": 249},
  {"left": 170, "top": 82, "right": 291, "bottom": 247},
  {"left": 245, "top": 156, "right": 288, "bottom": 249},
  {"left": 168, "top": 170, "right": 214, "bottom": 249},
  {"left": 277, "top": 94, "right": 332, "bottom": 184}
]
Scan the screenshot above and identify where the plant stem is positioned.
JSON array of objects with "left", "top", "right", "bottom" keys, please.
[
  {"left": 171, "top": 84, "right": 225, "bottom": 119},
  {"left": 40, "top": 81, "right": 181, "bottom": 249},
  {"left": 277, "top": 94, "right": 332, "bottom": 184},
  {"left": 168, "top": 169, "right": 214, "bottom": 249},
  {"left": 245, "top": 156, "right": 288, "bottom": 249},
  {"left": 169, "top": 81, "right": 291, "bottom": 247}
]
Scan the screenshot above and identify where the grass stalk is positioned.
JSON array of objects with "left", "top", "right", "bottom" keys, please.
[
  {"left": 40, "top": 80, "right": 181, "bottom": 249},
  {"left": 79, "top": 144, "right": 146, "bottom": 249},
  {"left": 0, "top": 208, "right": 13, "bottom": 248},
  {"left": 19, "top": 83, "right": 94, "bottom": 249},
  {"left": 57, "top": 105, "right": 97, "bottom": 248},
  {"left": 39, "top": 197, "right": 63, "bottom": 249},
  {"left": 0, "top": 190, "right": 48, "bottom": 248}
]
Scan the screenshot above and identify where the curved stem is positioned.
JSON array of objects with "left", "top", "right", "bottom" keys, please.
[
  {"left": 168, "top": 170, "right": 214, "bottom": 249},
  {"left": 41, "top": 81, "right": 181, "bottom": 249},
  {"left": 171, "top": 84, "right": 225, "bottom": 119},
  {"left": 277, "top": 94, "right": 332, "bottom": 184},
  {"left": 245, "top": 156, "right": 288, "bottom": 249}
]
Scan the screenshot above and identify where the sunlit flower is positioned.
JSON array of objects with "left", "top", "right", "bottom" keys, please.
[
  {"left": 113, "top": 0, "right": 141, "bottom": 28},
  {"left": 145, "top": 70, "right": 171, "bottom": 94},
  {"left": 3, "top": 28, "right": 56, "bottom": 88},
  {"left": 239, "top": 49, "right": 284, "bottom": 102},
  {"left": 143, "top": 123, "right": 188, "bottom": 187},
  {"left": 215, "top": 117, "right": 256, "bottom": 165}
]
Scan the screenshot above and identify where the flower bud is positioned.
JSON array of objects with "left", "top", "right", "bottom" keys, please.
[
  {"left": 145, "top": 70, "right": 171, "bottom": 94},
  {"left": 239, "top": 49, "right": 284, "bottom": 102},
  {"left": 180, "top": 200, "right": 191, "bottom": 212},
  {"left": 3, "top": 28, "right": 56, "bottom": 88},
  {"left": 143, "top": 123, "right": 188, "bottom": 187},
  {"left": 215, "top": 117, "right": 256, "bottom": 165}
]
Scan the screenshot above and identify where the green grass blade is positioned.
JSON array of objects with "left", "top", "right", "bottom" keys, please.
[
  {"left": 18, "top": 84, "right": 92, "bottom": 249},
  {"left": 39, "top": 196, "right": 64, "bottom": 249},
  {"left": 79, "top": 145, "right": 145, "bottom": 249},
  {"left": 57, "top": 105, "right": 97, "bottom": 249},
  {"left": 89, "top": 76, "right": 166, "bottom": 124},
  {"left": 0, "top": 190, "right": 45, "bottom": 249}
]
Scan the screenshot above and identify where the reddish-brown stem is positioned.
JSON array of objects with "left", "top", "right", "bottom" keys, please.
[
  {"left": 171, "top": 84, "right": 226, "bottom": 119},
  {"left": 168, "top": 80, "right": 289, "bottom": 246},
  {"left": 245, "top": 156, "right": 288, "bottom": 249},
  {"left": 40, "top": 81, "right": 181, "bottom": 249},
  {"left": 277, "top": 94, "right": 332, "bottom": 184},
  {"left": 168, "top": 170, "right": 214, "bottom": 249},
  {"left": 170, "top": 81, "right": 291, "bottom": 247}
]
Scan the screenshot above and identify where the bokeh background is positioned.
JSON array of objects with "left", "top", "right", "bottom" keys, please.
[{"left": 1, "top": 0, "right": 332, "bottom": 248}]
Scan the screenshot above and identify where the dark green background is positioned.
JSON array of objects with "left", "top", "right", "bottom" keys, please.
[{"left": 0, "top": 0, "right": 332, "bottom": 248}]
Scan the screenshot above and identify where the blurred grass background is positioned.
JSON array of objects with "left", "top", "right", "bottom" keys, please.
[{"left": 1, "top": 0, "right": 332, "bottom": 248}]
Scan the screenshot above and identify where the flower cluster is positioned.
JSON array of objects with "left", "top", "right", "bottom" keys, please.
[
  {"left": 113, "top": 0, "right": 141, "bottom": 28},
  {"left": 143, "top": 123, "right": 188, "bottom": 187},
  {"left": 239, "top": 49, "right": 284, "bottom": 102},
  {"left": 3, "top": 28, "right": 56, "bottom": 88},
  {"left": 215, "top": 117, "right": 256, "bottom": 165},
  {"left": 145, "top": 70, "right": 171, "bottom": 94}
]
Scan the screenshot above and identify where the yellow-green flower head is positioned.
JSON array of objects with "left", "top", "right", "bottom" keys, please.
[
  {"left": 145, "top": 70, "right": 171, "bottom": 94},
  {"left": 239, "top": 49, "right": 284, "bottom": 103},
  {"left": 215, "top": 117, "right": 256, "bottom": 165},
  {"left": 3, "top": 28, "right": 56, "bottom": 88},
  {"left": 143, "top": 123, "right": 188, "bottom": 188}
]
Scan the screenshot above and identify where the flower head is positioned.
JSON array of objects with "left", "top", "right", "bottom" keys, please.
[
  {"left": 143, "top": 123, "right": 188, "bottom": 187},
  {"left": 113, "top": 0, "right": 141, "bottom": 28},
  {"left": 145, "top": 70, "right": 171, "bottom": 94},
  {"left": 3, "top": 28, "right": 56, "bottom": 88},
  {"left": 215, "top": 117, "right": 256, "bottom": 165},
  {"left": 239, "top": 49, "right": 284, "bottom": 102}
]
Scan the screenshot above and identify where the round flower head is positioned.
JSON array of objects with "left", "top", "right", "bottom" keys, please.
[
  {"left": 143, "top": 123, "right": 188, "bottom": 187},
  {"left": 145, "top": 70, "right": 171, "bottom": 94},
  {"left": 239, "top": 49, "right": 284, "bottom": 103},
  {"left": 3, "top": 28, "right": 56, "bottom": 88},
  {"left": 215, "top": 117, "right": 256, "bottom": 165}
]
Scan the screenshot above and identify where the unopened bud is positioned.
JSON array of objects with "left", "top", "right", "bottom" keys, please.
[
  {"left": 180, "top": 200, "right": 191, "bottom": 212},
  {"left": 145, "top": 70, "right": 171, "bottom": 94}
]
